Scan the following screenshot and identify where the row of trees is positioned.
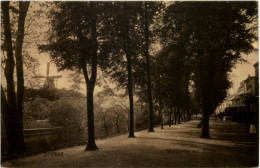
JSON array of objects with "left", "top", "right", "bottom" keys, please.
[
  {"left": 39, "top": 1, "right": 165, "bottom": 149},
  {"left": 161, "top": 2, "right": 257, "bottom": 137},
  {"left": 2, "top": 1, "right": 30, "bottom": 153},
  {"left": 1, "top": 1, "right": 257, "bottom": 153}
]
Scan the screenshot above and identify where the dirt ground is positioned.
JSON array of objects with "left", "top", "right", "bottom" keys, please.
[{"left": 2, "top": 119, "right": 258, "bottom": 167}]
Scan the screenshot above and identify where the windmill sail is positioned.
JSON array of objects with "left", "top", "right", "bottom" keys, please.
[{"left": 34, "top": 62, "right": 62, "bottom": 89}]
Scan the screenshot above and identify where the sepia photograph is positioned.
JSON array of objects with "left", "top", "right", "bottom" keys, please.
[{"left": 1, "top": 1, "right": 259, "bottom": 167}]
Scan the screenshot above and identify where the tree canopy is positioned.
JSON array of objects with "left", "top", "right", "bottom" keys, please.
[{"left": 162, "top": 1, "right": 257, "bottom": 137}]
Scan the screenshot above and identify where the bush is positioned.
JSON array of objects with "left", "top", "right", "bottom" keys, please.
[
  {"left": 23, "top": 88, "right": 86, "bottom": 130},
  {"left": 49, "top": 97, "right": 87, "bottom": 133}
]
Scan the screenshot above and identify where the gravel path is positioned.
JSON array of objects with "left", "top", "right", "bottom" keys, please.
[{"left": 2, "top": 119, "right": 258, "bottom": 167}]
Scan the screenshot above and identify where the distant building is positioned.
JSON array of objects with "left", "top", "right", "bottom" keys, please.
[
  {"left": 215, "top": 94, "right": 234, "bottom": 114},
  {"left": 231, "top": 75, "right": 256, "bottom": 110},
  {"left": 244, "top": 75, "right": 256, "bottom": 95},
  {"left": 215, "top": 62, "right": 259, "bottom": 115}
]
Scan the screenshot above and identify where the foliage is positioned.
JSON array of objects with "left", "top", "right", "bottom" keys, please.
[
  {"left": 23, "top": 88, "right": 85, "bottom": 129},
  {"left": 162, "top": 1, "right": 257, "bottom": 137},
  {"left": 164, "top": 1, "right": 257, "bottom": 110},
  {"left": 135, "top": 106, "right": 149, "bottom": 130},
  {"left": 49, "top": 97, "right": 86, "bottom": 132}
]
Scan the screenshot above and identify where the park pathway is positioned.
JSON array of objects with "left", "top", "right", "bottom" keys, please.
[{"left": 2, "top": 119, "right": 258, "bottom": 167}]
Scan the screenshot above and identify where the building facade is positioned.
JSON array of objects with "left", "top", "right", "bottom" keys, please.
[{"left": 215, "top": 62, "right": 258, "bottom": 121}]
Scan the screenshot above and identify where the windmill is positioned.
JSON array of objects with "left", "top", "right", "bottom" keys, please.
[{"left": 34, "top": 62, "right": 62, "bottom": 89}]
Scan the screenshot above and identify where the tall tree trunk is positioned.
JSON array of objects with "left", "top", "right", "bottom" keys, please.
[
  {"left": 15, "top": 1, "right": 30, "bottom": 150},
  {"left": 123, "top": 4, "right": 135, "bottom": 138},
  {"left": 177, "top": 106, "right": 181, "bottom": 124},
  {"left": 127, "top": 113, "right": 130, "bottom": 131},
  {"left": 160, "top": 110, "right": 164, "bottom": 129},
  {"left": 169, "top": 107, "right": 172, "bottom": 127},
  {"left": 85, "top": 82, "right": 98, "bottom": 150},
  {"left": 144, "top": 2, "right": 154, "bottom": 133},
  {"left": 201, "top": 81, "right": 211, "bottom": 138},
  {"left": 187, "top": 110, "right": 191, "bottom": 121},
  {"left": 126, "top": 50, "right": 135, "bottom": 137},
  {"left": 2, "top": 1, "right": 20, "bottom": 152},
  {"left": 126, "top": 46, "right": 135, "bottom": 137},
  {"left": 85, "top": 2, "right": 98, "bottom": 150},
  {"left": 158, "top": 108, "right": 161, "bottom": 124},
  {"left": 174, "top": 106, "right": 177, "bottom": 125},
  {"left": 1, "top": 86, "right": 14, "bottom": 152},
  {"left": 158, "top": 85, "right": 163, "bottom": 129},
  {"left": 115, "top": 111, "right": 120, "bottom": 133},
  {"left": 103, "top": 115, "right": 109, "bottom": 135},
  {"left": 183, "top": 109, "right": 185, "bottom": 123},
  {"left": 200, "top": 47, "right": 212, "bottom": 139},
  {"left": 201, "top": 103, "right": 210, "bottom": 138},
  {"left": 116, "top": 125, "right": 120, "bottom": 133}
]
